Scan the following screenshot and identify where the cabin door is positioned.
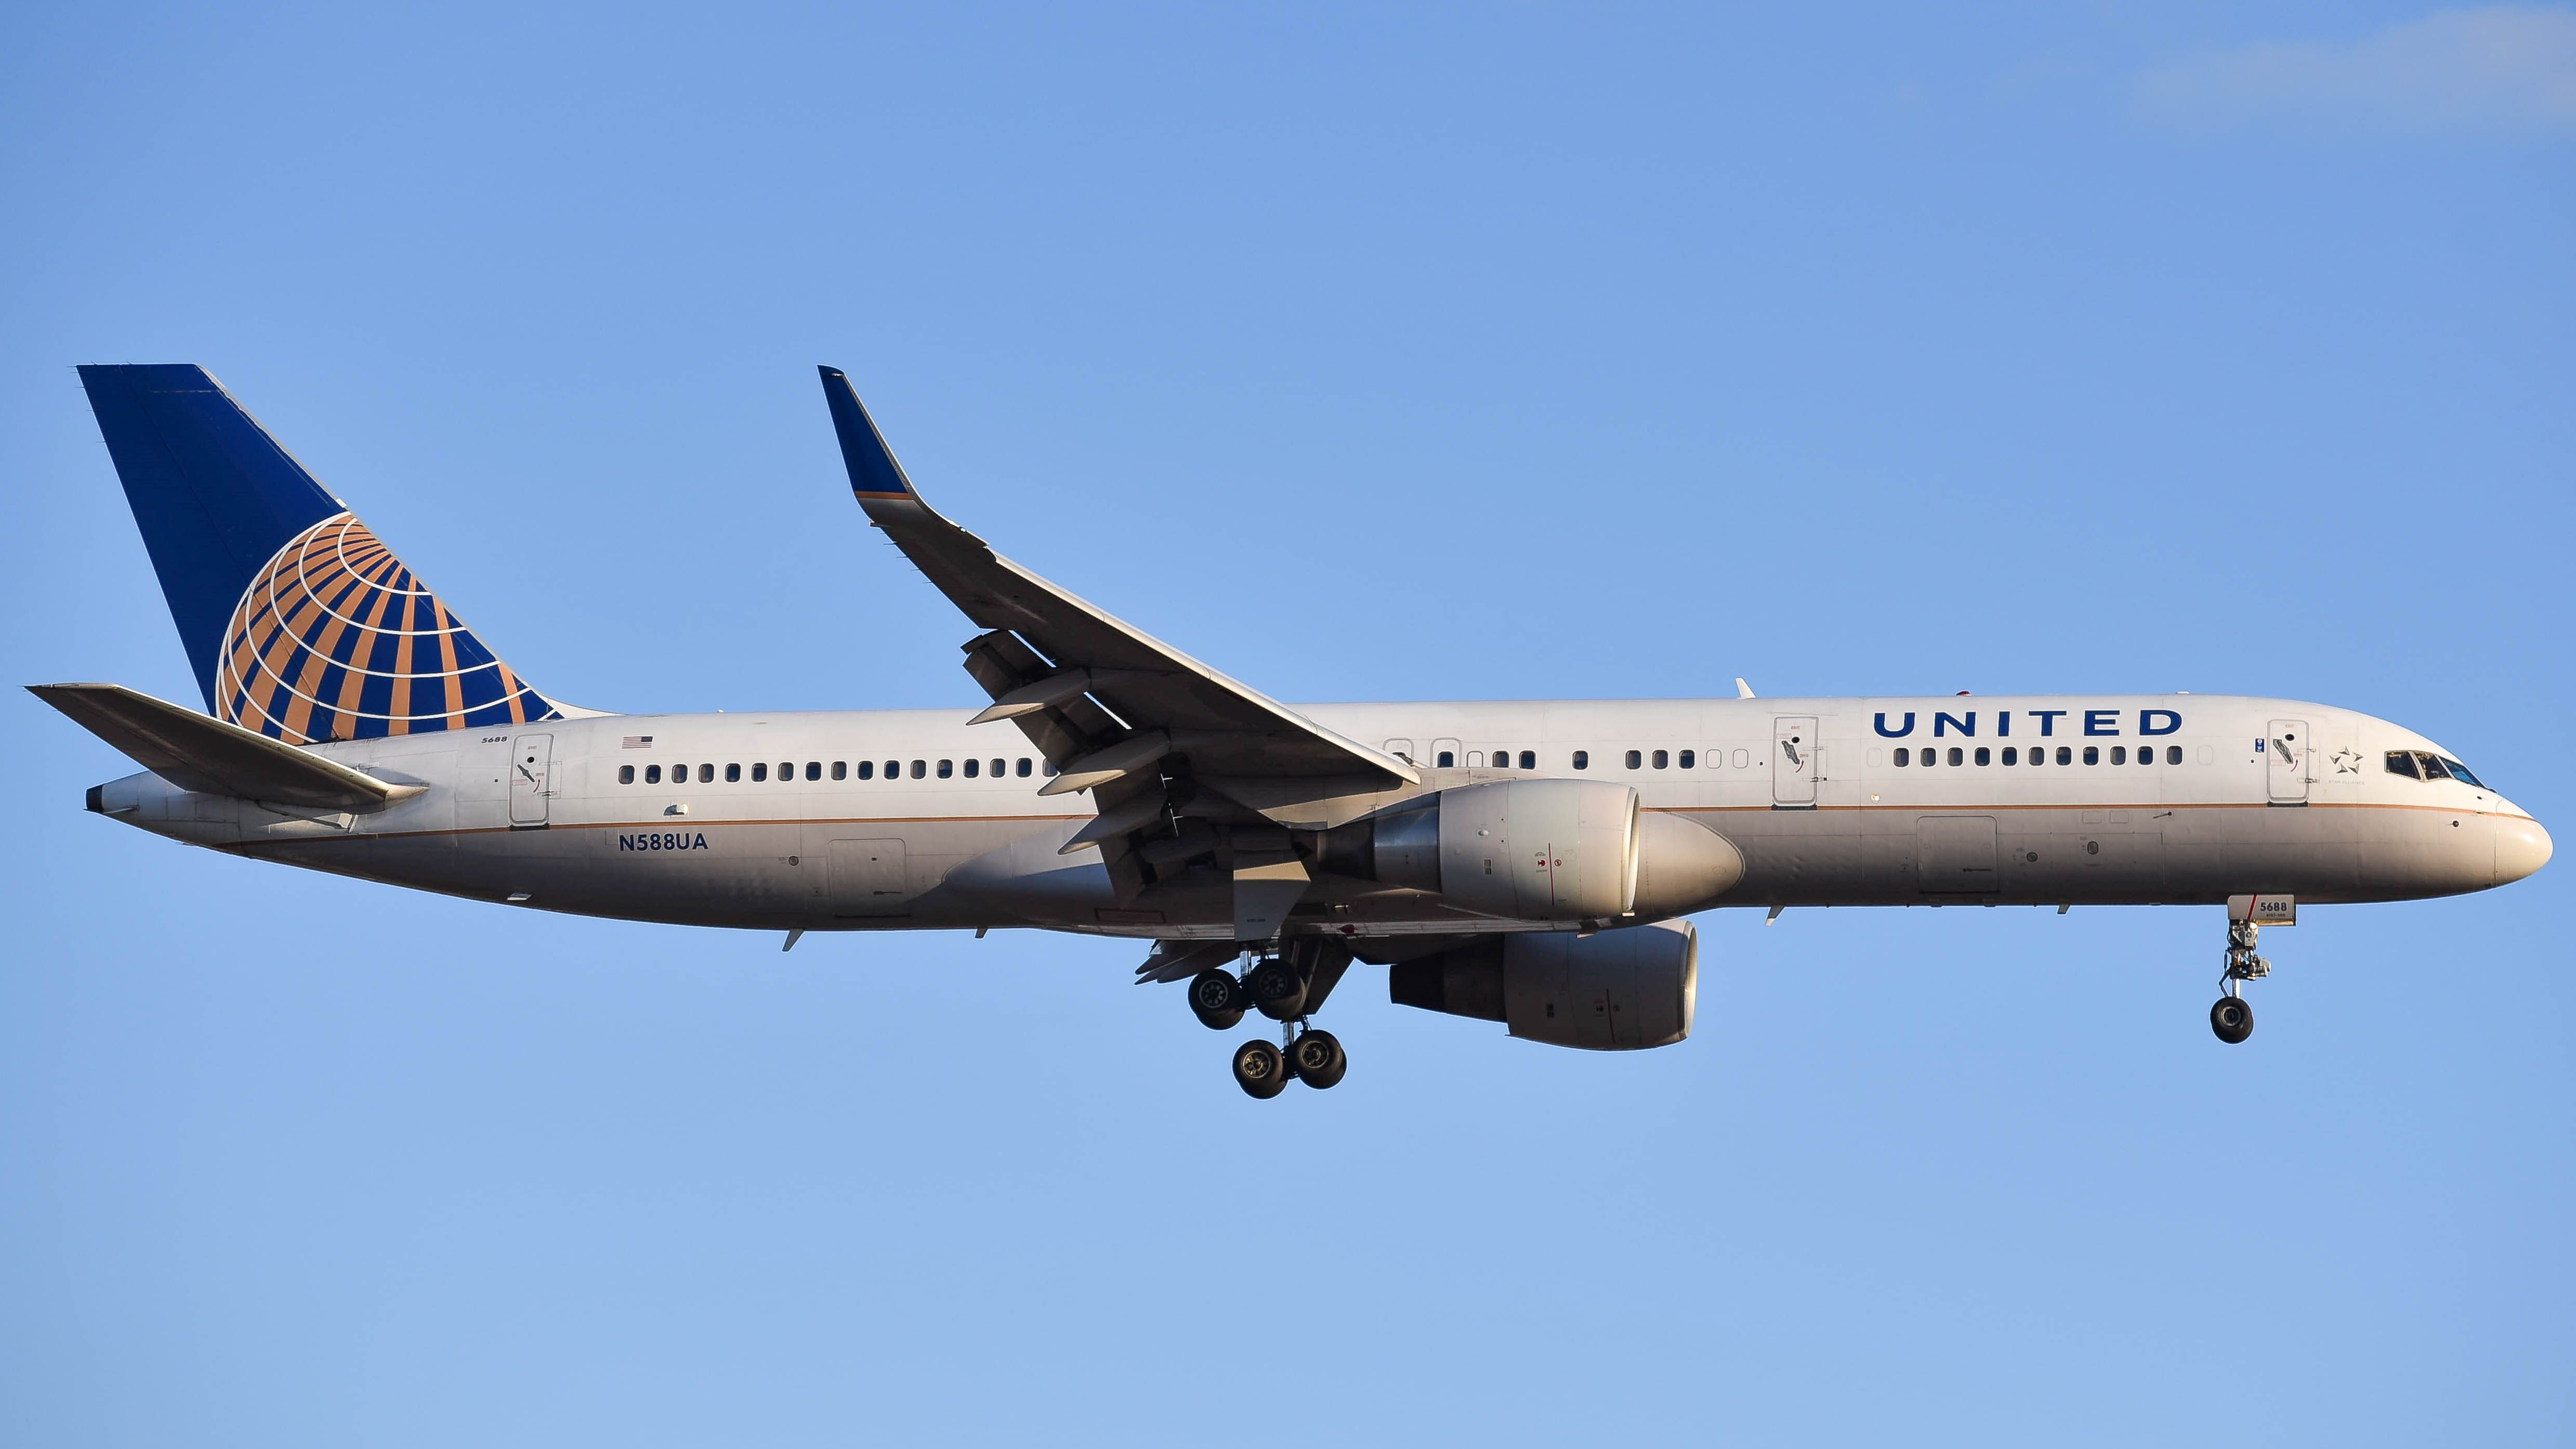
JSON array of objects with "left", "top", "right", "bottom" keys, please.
[
  {"left": 1772, "top": 716, "right": 1818, "bottom": 807},
  {"left": 2266, "top": 718, "right": 2310, "bottom": 805},
  {"left": 507, "top": 733, "right": 554, "bottom": 826}
]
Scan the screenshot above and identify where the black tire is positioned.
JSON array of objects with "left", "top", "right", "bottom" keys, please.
[
  {"left": 1291, "top": 1029, "right": 1347, "bottom": 1089},
  {"left": 1188, "top": 969, "right": 1246, "bottom": 1031},
  {"left": 2210, "top": 995, "right": 2254, "bottom": 1045},
  {"left": 1232, "top": 1039, "right": 1291, "bottom": 1099},
  {"left": 1248, "top": 959, "right": 1307, "bottom": 1021}
]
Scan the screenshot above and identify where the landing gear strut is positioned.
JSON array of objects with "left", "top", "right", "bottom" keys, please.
[
  {"left": 2211, "top": 918, "right": 2268, "bottom": 1045},
  {"left": 1209, "top": 941, "right": 1353, "bottom": 1098}
]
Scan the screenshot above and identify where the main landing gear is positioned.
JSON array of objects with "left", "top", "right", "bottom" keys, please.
[
  {"left": 2211, "top": 917, "right": 2268, "bottom": 1045},
  {"left": 1192, "top": 943, "right": 1352, "bottom": 1098}
]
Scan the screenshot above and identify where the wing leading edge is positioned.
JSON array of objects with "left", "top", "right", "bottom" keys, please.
[
  {"left": 816, "top": 366, "right": 1417, "bottom": 793},
  {"left": 816, "top": 365, "right": 1419, "bottom": 912}
]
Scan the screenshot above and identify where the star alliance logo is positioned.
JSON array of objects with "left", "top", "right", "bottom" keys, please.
[{"left": 2329, "top": 747, "right": 2362, "bottom": 774}]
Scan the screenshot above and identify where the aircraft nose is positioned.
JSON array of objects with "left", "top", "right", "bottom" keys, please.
[{"left": 2496, "top": 815, "right": 2553, "bottom": 886}]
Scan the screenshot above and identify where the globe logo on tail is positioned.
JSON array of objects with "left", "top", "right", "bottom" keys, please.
[{"left": 216, "top": 513, "right": 555, "bottom": 743}]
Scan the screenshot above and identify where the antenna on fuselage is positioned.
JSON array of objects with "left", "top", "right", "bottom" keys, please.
[{"left": 1735, "top": 678, "right": 1755, "bottom": 699}]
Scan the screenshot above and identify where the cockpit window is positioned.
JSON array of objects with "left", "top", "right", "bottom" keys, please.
[
  {"left": 2413, "top": 752, "right": 2452, "bottom": 782},
  {"left": 2439, "top": 757, "right": 2486, "bottom": 788},
  {"left": 2384, "top": 750, "right": 2421, "bottom": 780}
]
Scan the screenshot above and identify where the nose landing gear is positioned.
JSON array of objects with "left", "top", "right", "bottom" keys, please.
[{"left": 2211, "top": 917, "right": 2268, "bottom": 1045}]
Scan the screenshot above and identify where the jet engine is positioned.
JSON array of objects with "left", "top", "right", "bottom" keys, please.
[
  {"left": 1317, "top": 779, "right": 1640, "bottom": 921},
  {"left": 1386, "top": 919, "right": 1699, "bottom": 1050}
]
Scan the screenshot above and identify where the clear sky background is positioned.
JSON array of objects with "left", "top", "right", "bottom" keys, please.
[{"left": 3, "top": 4, "right": 2571, "bottom": 1444}]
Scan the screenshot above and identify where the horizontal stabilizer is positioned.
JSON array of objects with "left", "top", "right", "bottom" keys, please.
[{"left": 30, "top": 682, "right": 424, "bottom": 812}]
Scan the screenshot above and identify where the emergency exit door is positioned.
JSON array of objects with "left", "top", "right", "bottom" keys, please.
[
  {"left": 1772, "top": 716, "right": 1818, "bottom": 807},
  {"left": 507, "top": 733, "right": 554, "bottom": 826}
]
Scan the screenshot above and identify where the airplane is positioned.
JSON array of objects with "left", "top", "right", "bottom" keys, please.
[{"left": 36, "top": 363, "right": 2552, "bottom": 1097}]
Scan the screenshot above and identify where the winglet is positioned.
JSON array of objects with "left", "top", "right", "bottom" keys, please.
[{"left": 817, "top": 366, "right": 918, "bottom": 501}]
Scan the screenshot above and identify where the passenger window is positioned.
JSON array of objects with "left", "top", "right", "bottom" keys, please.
[
  {"left": 641, "top": 764, "right": 659, "bottom": 784},
  {"left": 2139, "top": 748, "right": 2154, "bottom": 767},
  {"left": 2165, "top": 746, "right": 2181, "bottom": 766},
  {"left": 2000, "top": 747, "right": 2016, "bottom": 766},
  {"left": 1894, "top": 747, "right": 1910, "bottom": 767},
  {"left": 806, "top": 761, "right": 821, "bottom": 781},
  {"left": 992, "top": 759, "right": 1005, "bottom": 777},
  {"left": 2414, "top": 752, "right": 2451, "bottom": 781},
  {"left": 857, "top": 760, "right": 874, "bottom": 780},
  {"left": 1974, "top": 747, "right": 1990, "bottom": 766},
  {"left": 779, "top": 762, "right": 793, "bottom": 781},
  {"left": 1679, "top": 749, "right": 1696, "bottom": 769},
  {"left": 2056, "top": 746, "right": 2071, "bottom": 766},
  {"left": 963, "top": 758, "right": 980, "bottom": 778},
  {"left": 1652, "top": 750, "right": 1668, "bottom": 770},
  {"left": 1572, "top": 749, "right": 1589, "bottom": 770},
  {"left": 1947, "top": 747, "right": 1963, "bottom": 766},
  {"left": 831, "top": 761, "right": 846, "bottom": 780},
  {"left": 1017, "top": 758, "right": 1032, "bottom": 777},
  {"left": 752, "top": 762, "right": 768, "bottom": 782},
  {"left": 886, "top": 761, "right": 900, "bottom": 780},
  {"left": 2111, "top": 746, "right": 2127, "bottom": 765},
  {"left": 1625, "top": 750, "right": 1641, "bottom": 769},
  {"left": 2384, "top": 750, "right": 2421, "bottom": 780},
  {"left": 937, "top": 759, "right": 953, "bottom": 778},
  {"left": 911, "top": 760, "right": 926, "bottom": 779},
  {"left": 2082, "top": 746, "right": 2099, "bottom": 766},
  {"left": 1517, "top": 750, "right": 1535, "bottom": 770},
  {"left": 1435, "top": 751, "right": 1454, "bottom": 768},
  {"left": 619, "top": 764, "right": 636, "bottom": 784},
  {"left": 727, "top": 763, "right": 743, "bottom": 782}
]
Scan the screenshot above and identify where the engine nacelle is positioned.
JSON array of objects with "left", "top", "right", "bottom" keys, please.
[
  {"left": 1387, "top": 919, "right": 1699, "bottom": 1050},
  {"left": 1318, "top": 779, "right": 1639, "bottom": 921}
]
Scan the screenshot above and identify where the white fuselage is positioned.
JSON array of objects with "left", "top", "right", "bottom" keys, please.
[{"left": 91, "top": 693, "right": 2549, "bottom": 939}]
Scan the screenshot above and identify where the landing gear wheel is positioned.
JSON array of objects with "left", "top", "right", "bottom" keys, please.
[
  {"left": 1232, "top": 1039, "right": 1291, "bottom": 1099},
  {"left": 1187, "top": 969, "right": 1246, "bottom": 1031},
  {"left": 1247, "top": 959, "right": 1308, "bottom": 1021},
  {"left": 1290, "top": 1029, "right": 1347, "bottom": 1089},
  {"left": 2210, "top": 995, "right": 2254, "bottom": 1045}
]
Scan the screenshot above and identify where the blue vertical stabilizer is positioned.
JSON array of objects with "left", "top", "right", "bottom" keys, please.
[{"left": 76, "top": 364, "right": 555, "bottom": 743}]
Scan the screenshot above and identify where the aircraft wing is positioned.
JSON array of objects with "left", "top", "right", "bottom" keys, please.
[
  {"left": 817, "top": 367, "right": 1420, "bottom": 804},
  {"left": 30, "top": 682, "right": 425, "bottom": 812}
]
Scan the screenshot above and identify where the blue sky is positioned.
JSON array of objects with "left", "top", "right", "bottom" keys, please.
[{"left": 3, "top": 4, "right": 2571, "bottom": 1444}]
